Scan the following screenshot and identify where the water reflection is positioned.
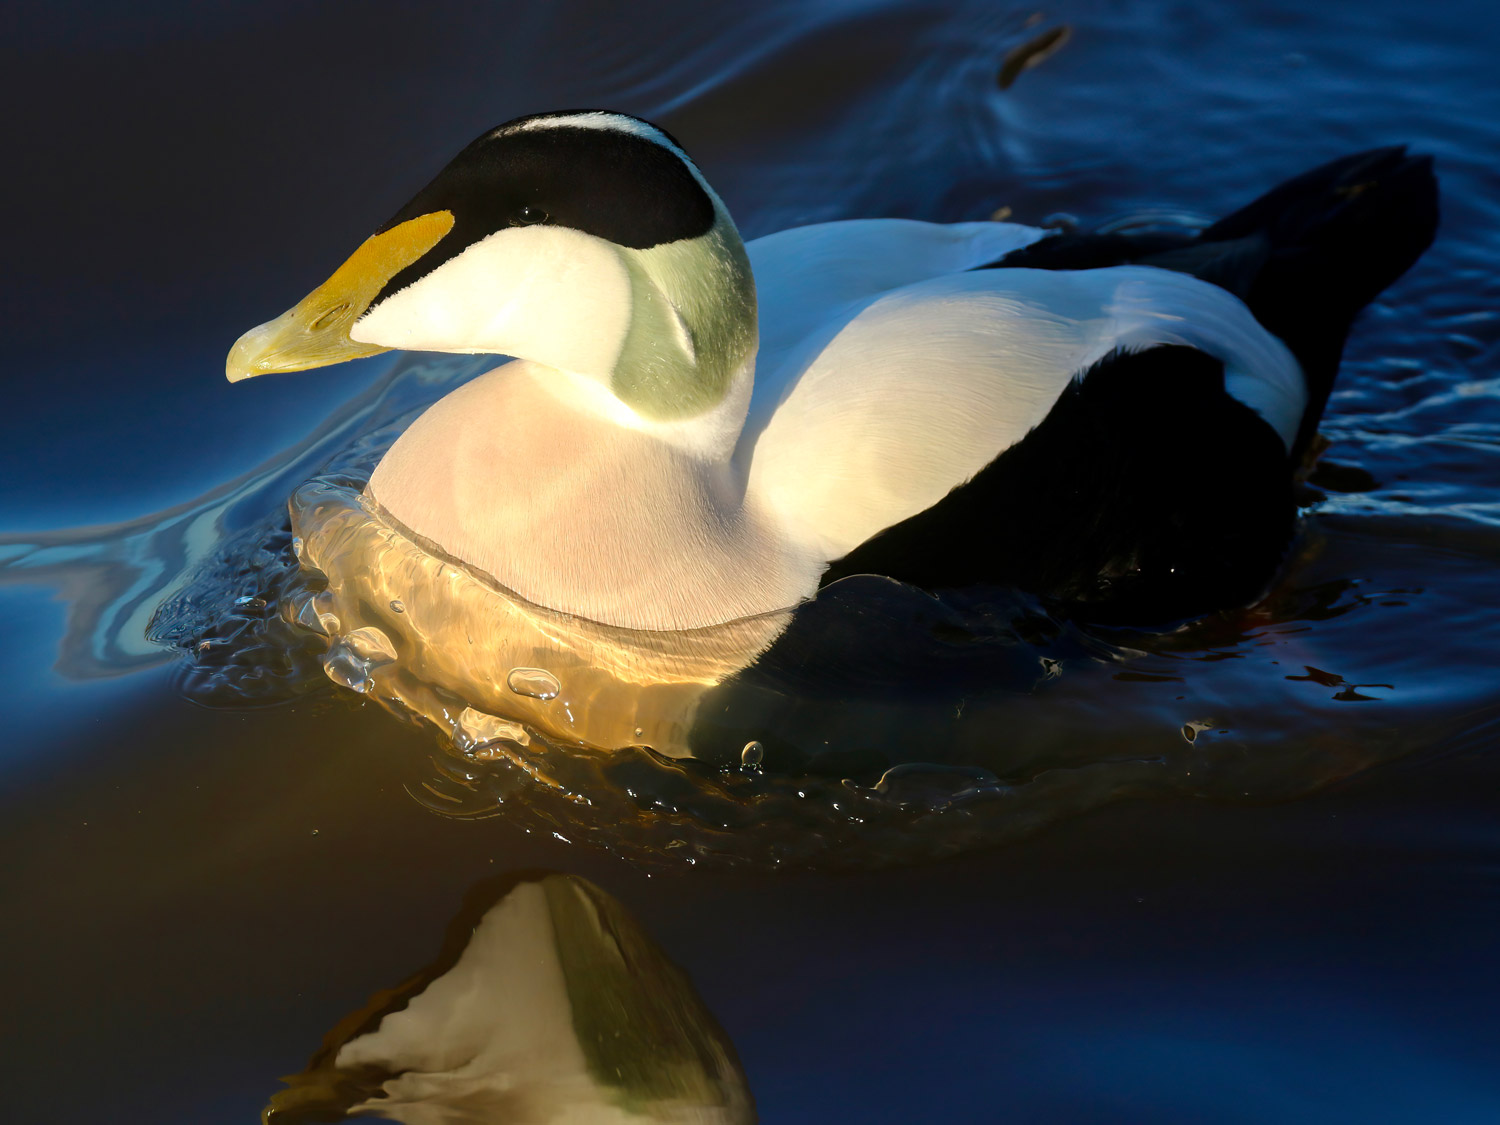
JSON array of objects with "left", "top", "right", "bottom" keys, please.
[
  {"left": 264, "top": 872, "right": 754, "bottom": 1125},
  {"left": 288, "top": 479, "right": 790, "bottom": 758}
]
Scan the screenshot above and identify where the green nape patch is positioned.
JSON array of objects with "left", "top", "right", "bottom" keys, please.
[{"left": 611, "top": 217, "right": 758, "bottom": 420}]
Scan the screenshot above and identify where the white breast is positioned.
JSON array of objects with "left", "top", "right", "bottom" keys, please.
[{"left": 367, "top": 360, "right": 824, "bottom": 631}]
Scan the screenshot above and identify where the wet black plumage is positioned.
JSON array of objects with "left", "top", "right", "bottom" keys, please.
[{"left": 821, "top": 147, "right": 1439, "bottom": 624}]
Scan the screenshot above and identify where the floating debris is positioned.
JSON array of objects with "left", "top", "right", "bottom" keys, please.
[{"left": 999, "top": 24, "right": 1072, "bottom": 90}]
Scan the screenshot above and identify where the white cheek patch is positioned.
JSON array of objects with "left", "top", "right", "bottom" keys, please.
[{"left": 353, "top": 226, "right": 634, "bottom": 378}]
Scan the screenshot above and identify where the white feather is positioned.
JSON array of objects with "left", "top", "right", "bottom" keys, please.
[
  {"left": 747, "top": 264, "right": 1303, "bottom": 559},
  {"left": 367, "top": 359, "right": 825, "bottom": 632},
  {"left": 740, "top": 219, "right": 1049, "bottom": 461}
]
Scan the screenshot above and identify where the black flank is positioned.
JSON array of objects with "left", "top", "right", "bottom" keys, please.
[
  {"left": 821, "top": 147, "right": 1437, "bottom": 624},
  {"left": 820, "top": 346, "right": 1295, "bottom": 626},
  {"left": 990, "top": 146, "right": 1439, "bottom": 464}
]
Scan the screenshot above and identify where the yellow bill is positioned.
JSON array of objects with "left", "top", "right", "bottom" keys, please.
[{"left": 226, "top": 210, "right": 455, "bottom": 382}]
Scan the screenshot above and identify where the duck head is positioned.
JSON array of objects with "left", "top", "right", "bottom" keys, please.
[{"left": 227, "top": 111, "right": 758, "bottom": 423}]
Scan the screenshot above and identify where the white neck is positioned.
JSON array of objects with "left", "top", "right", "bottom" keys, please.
[{"left": 547, "top": 345, "right": 758, "bottom": 465}]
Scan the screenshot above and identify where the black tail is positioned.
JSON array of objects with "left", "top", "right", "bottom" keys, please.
[{"left": 991, "top": 147, "right": 1440, "bottom": 461}]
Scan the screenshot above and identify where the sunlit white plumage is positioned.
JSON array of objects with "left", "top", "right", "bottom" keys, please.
[
  {"left": 746, "top": 255, "right": 1303, "bottom": 561},
  {"left": 231, "top": 110, "right": 1424, "bottom": 633},
  {"left": 363, "top": 216, "right": 1300, "bottom": 627}
]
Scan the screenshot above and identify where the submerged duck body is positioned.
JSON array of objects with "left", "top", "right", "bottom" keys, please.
[{"left": 229, "top": 111, "right": 1437, "bottom": 684}]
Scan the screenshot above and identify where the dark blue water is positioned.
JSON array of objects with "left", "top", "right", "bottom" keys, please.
[{"left": 2, "top": 1, "right": 1499, "bottom": 1121}]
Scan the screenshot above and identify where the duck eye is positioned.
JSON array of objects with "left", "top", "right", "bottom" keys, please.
[{"left": 514, "top": 205, "right": 549, "bottom": 226}]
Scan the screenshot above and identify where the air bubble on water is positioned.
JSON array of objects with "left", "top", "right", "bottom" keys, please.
[
  {"left": 873, "top": 762, "right": 1001, "bottom": 795},
  {"left": 344, "top": 626, "right": 397, "bottom": 667},
  {"left": 507, "top": 667, "right": 561, "bottom": 700},
  {"left": 322, "top": 641, "right": 373, "bottom": 693},
  {"left": 740, "top": 740, "right": 765, "bottom": 768},
  {"left": 455, "top": 707, "right": 531, "bottom": 756},
  {"left": 389, "top": 599, "right": 405, "bottom": 613},
  {"left": 312, "top": 590, "right": 340, "bottom": 635},
  {"left": 288, "top": 594, "right": 329, "bottom": 635},
  {"left": 864, "top": 762, "right": 1009, "bottom": 809}
]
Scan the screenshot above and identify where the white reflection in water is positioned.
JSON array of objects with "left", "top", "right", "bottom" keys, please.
[{"left": 264, "top": 872, "right": 755, "bottom": 1125}]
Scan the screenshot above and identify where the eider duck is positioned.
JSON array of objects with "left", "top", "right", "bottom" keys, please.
[{"left": 228, "top": 111, "right": 1437, "bottom": 633}]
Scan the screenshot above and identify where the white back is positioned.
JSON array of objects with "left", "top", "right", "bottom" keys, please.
[
  {"left": 740, "top": 219, "right": 1048, "bottom": 464},
  {"left": 747, "top": 264, "right": 1303, "bottom": 559}
]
